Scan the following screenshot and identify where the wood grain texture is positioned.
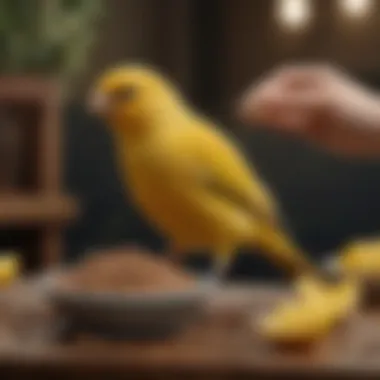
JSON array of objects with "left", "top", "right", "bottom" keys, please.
[
  {"left": 0, "top": 281, "right": 379, "bottom": 379},
  {"left": 0, "top": 195, "right": 78, "bottom": 226}
]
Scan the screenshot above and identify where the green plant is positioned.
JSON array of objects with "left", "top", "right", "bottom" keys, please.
[{"left": 0, "top": 0, "right": 103, "bottom": 86}]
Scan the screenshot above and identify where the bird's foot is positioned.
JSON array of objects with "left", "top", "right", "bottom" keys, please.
[{"left": 201, "top": 255, "right": 231, "bottom": 287}]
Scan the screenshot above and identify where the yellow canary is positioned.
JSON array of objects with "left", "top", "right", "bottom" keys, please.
[{"left": 88, "top": 64, "right": 316, "bottom": 278}]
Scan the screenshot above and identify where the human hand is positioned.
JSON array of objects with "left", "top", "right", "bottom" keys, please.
[{"left": 239, "top": 65, "right": 380, "bottom": 158}]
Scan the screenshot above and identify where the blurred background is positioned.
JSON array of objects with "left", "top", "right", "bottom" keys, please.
[{"left": 2, "top": 0, "right": 380, "bottom": 280}]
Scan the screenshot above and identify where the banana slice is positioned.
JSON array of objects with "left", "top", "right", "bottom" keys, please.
[
  {"left": 0, "top": 253, "right": 20, "bottom": 287},
  {"left": 339, "top": 238, "right": 380, "bottom": 275},
  {"left": 258, "top": 276, "right": 358, "bottom": 344}
]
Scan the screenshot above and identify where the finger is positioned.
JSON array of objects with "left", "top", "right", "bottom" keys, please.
[
  {"left": 278, "top": 65, "right": 330, "bottom": 91},
  {"left": 239, "top": 80, "right": 281, "bottom": 123},
  {"left": 239, "top": 65, "right": 332, "bottom": 127},
  {"left": 250, "top": 90, "right": 329, "bottom": 133},
  {"left": 247, "top": 62, "right": 334, "bottom": 96},
  {"left": 277, "top": 63, "right": 333, "bottom": 78},
  {"left": 239, "top": 65, "right": 296, "bottom": 120},
  {"left": 240, "top": 65, "right": 326, "bottom": 113}
]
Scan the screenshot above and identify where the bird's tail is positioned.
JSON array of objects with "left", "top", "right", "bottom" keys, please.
[{"left": 254, "top": 224, "right": 318, "bottom": 279}]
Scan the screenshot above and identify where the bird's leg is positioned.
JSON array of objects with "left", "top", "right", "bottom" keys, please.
[
  {"left": 206, "top": 248, "right": 233, "bottom": 285},
  {"left": 214, "top": 255, "right": 232, "bottom": 282}
]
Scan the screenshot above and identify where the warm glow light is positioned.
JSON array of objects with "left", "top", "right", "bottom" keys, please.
[
  {"left": 275, "top": 0, "right": 312, "bottom": 31},
  {"left": 340, "top": 0, "right": 373, "bottom": 17}
]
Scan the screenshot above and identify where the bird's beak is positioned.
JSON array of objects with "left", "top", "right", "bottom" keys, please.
[{"left": 87, "top": 90, "right": 108, "bottom": 117}]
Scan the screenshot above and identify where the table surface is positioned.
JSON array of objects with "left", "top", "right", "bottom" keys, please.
[{"left": 0, "top": 276, "right": 380, "bottom": 379}]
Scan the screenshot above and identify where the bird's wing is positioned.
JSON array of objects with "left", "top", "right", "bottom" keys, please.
[{"left": 187, "top": 121, "right": 279, "bottom": 226}]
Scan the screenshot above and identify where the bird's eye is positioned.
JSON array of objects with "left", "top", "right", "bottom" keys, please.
[{"left": 111, "top": 86, "right": 137, "bottom": 102}]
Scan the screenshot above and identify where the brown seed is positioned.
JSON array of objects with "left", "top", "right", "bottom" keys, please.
[{"left": 59, "top": 247, "right": 195, "bottom": 293}]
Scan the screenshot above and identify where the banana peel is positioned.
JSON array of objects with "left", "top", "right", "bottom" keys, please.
[
  {"left": 0, "top": 253, "right": 20, "bottom": 287},
  {"left": 258, "top": 276, "right": 359, "bottom": 344}
]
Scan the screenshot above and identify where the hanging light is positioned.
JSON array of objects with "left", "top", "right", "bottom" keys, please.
[
  {"left": 275, "top": 0, "right": 313, "bottom": 31},
  {"left": 339, "top": 0, "right": 373, "bottom": 18}
]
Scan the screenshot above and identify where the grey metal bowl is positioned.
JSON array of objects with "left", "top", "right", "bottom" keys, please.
[{"left": 45, "top": 274, "right": 218, "bottom": 340}]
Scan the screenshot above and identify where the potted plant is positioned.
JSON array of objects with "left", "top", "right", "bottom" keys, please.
[{"left": 0, "top": 0, "right": 103, "bottom": 192}]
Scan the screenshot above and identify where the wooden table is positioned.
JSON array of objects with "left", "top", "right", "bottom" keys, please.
[{"left": 0, "top": 278, "right": 380, "bottom": 379}]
